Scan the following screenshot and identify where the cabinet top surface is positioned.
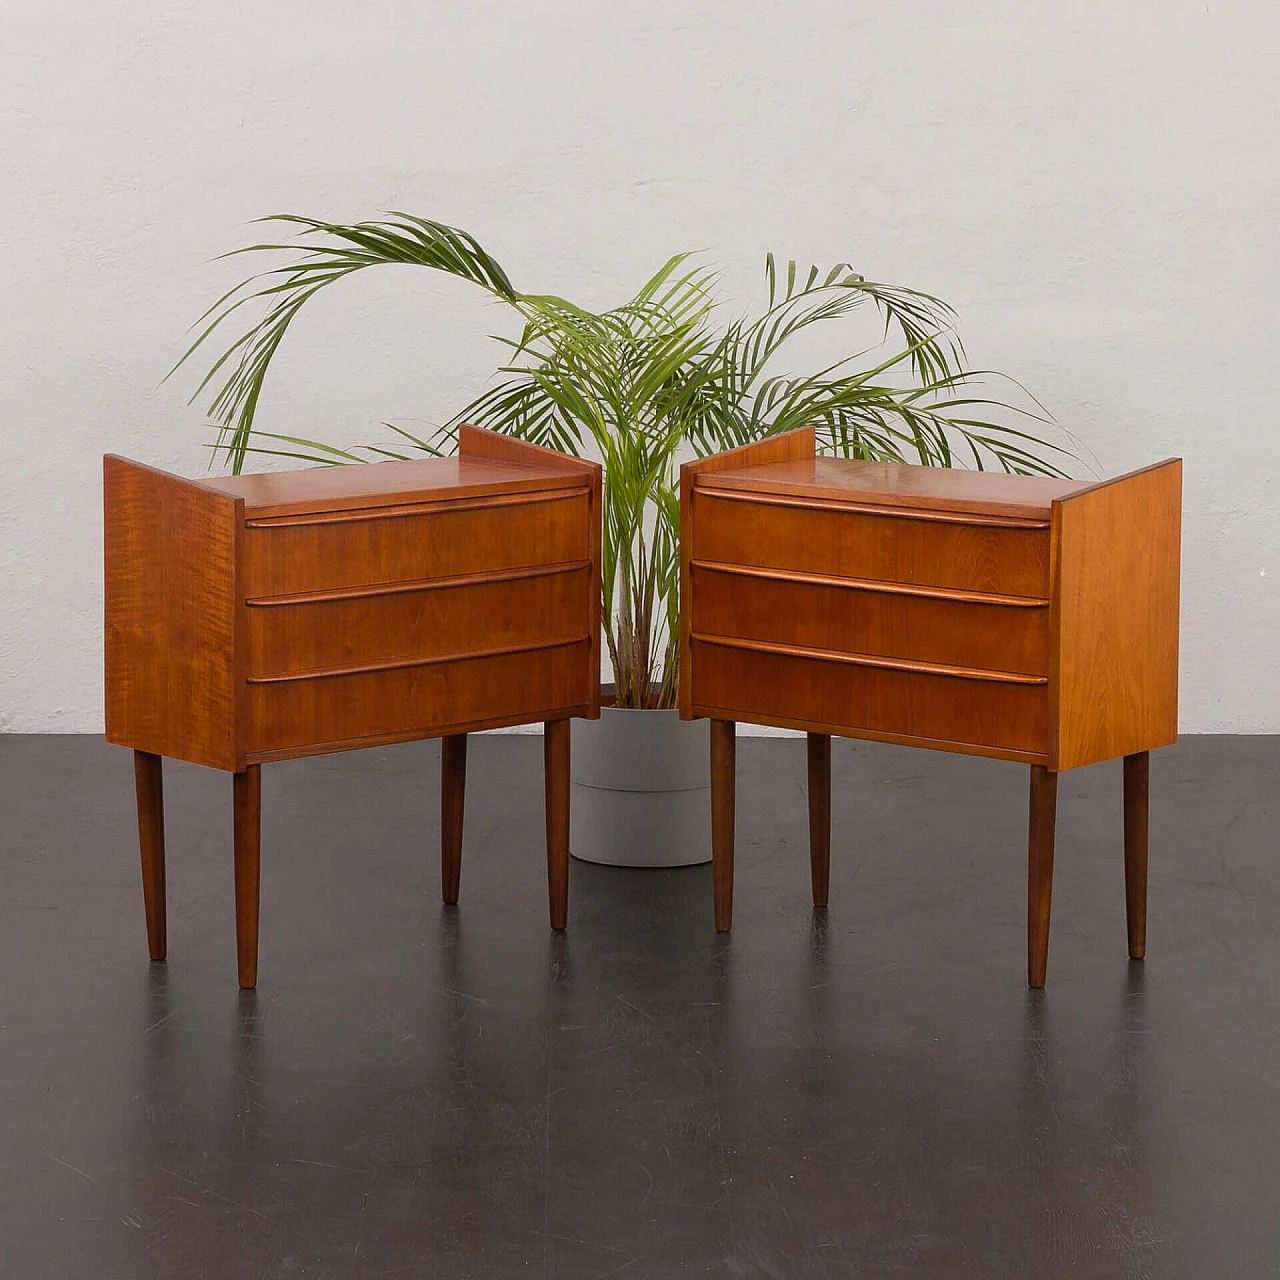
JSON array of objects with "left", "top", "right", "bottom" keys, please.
[
  {"left": 697, "top": 457, "right": 1091, "bottom": 518},
  {"left": 200, "top": 455, "right": 586, "bottom": 517}
]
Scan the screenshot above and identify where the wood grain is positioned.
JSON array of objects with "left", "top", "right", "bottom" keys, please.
[
  {"left": 688, "top": 705, "right": 1047, "bottom": 765},
  {"left": 246, "top": 565, "right": 591, "bottom": 678},
  {"left": 441, "top": 734, "right": 467, "bottom": 906},
  {"left": 1050, "top": 459, "right": 1181, "bottom": 771},
  {"left": 106, "top": 428, "right": 602, "bottom": 983},
  {"left": 691, "top": 639, "right": 1048, "bottom": 756},
  {"left": 233, "top": 766, "right": 261, "bottom": 990},
  {"left": 807, "top": 733, "right": 831, "bottom": 908},
  {"left": 104, "top": 456, "right": 243, "bottom": 771},
  {"left": 697, "top": 455, "right": 1090, "bottom": 519},
  {"left": 692, "top": 565, "right": 1049, "bottom": 677},
  {"left": 1124, "top": 751, "right": 1149, "bottom": 960},
  {"left": 544, "top": 719, "right": 570, "bottom": 930},
  {"left": 243, "top": 492, "right": 589, "bottom": 597},
  {"left": 246, "top": 643, "right": 589, "bottom": 756},
  {"left": 697, "top": 486, "right": 1051, "bottom": 529},
  {"left": 584, "top": 456, "right": 604, "bottom": 719},
  {"left": 1027, "top": 766, "right": 1058, "bottom": 989},
  {"left": 203, "top": 454, "right": 582, "bottom": 519},
  {"left": 680, "top": 440, "right": 1181, "bottom": 983},
  {"left": 679, "top": 429, "right": 817, "bottom": 717},
  {"left": 694, "top": 489, "right": 1050, "bottom": 599},
  {"left": 133, "top": 750, "right": 167, "bottom": 961},
  {"left": 458, "top": 422, "right": 600, "bottom": 477},
  {"left": 693, "top": 633, "right": 1046, "bottom": 686},
  {"left": 710, "top": 719, "right": 737, "bottom": 931},
  {"left": 691, "top": 560, "right": 1049, "bottom": 608}
]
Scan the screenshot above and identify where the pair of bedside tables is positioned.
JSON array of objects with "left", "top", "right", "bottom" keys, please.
[{"left": 105, "top": 426, "right": 1181, "bottom": 988}]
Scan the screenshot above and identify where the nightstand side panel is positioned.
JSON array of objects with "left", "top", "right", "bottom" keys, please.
[
  {"left": 1050, "top": 459, "right": 1182, "bottom": 771},
  {"left": 104, "top": 456, "right": 242, "bottom": 771}
]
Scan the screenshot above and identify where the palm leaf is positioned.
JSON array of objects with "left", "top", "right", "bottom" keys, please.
[{"left": 175, "top": 219, "right": 1071, "bottom": 707}]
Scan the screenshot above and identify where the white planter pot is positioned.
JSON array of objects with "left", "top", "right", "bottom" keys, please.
[{"left": 570, "top": 704, "right": 712, "bottom": 867}]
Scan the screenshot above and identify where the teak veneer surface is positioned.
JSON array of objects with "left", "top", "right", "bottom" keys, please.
[
  {"left": 691, "top": 564, "right": 1050, "bottom": 677},
  {"left": 201, "top": 454, "right": 584, "bottom": 518},
  {"left": 698, "top": 456, "right": 1092, "bottom": 519},
  {"left": 247, "top": 564, "right": 592, "bottom": 677},
  {"left": 680, "top": 429, "right": 1182, "bottom": 986},
  {"left": 1051, "top": 459, "right": 1182, "bottom": 772},
  {"left": 104, "top": 457, "right": 243, "bottom": 773},
  {"left": 242, "top": 494, "right": 590, "bottom": 597},
  {"left": 693, "top": 490, "right": 1051, "bottom": 601},
  {"left": 105, "top": 426, "right": 601, "bottom": 985}
]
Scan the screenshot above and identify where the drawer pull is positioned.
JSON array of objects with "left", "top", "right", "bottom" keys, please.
[
  {"left": 692, "top": 633, "right": 1048, "bottom": 686},
  {"left": 697, "top": 487, "right": 1050, "bottom": 529},
  {"left": 245, "top": 487, "right": 582, "bottom": 529},
  {"left": 248, "top": 635, "right": 588, "bottom": 684},
  {"left": 246, "top": 560, "right": 590, "bottom": 607},
  {"left": 693, "top": 560, "right": 1049, "bottom": 608}
]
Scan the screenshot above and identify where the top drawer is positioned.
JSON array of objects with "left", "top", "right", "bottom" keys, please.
[
  {"left": 692, "top": 488, "right": 1050, "bottom": 600},
  {"left": 243, "top": 489, "right": 591, "bottom": 598}
]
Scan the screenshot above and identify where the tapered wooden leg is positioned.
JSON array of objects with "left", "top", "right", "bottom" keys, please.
[
  {"left": 1124, "top": 751, "right": 1149, "bottom": 960},
  {"left": 807, "top": 733, "right": 831, "bottom": 908},
  {"left": 1027, "top": 765, "right": 1058, "bottom": 989},
  {"left": 711, "top": 719, "right": 737, "bottom": 931},
  {"left": 544, "top": 720, "right": 570, "bottom": 931},
  {"left": 133, "top": 750, "right": 167, "bottom": 961},
  {"left": 233, "top": 766, "right": 262, "bottom": 989},
  {"left": 441, "top": 733, "right": 467, "bottom": 906}
]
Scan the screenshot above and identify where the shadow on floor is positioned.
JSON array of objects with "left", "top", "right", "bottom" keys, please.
[{"left": 1, "top": 733, "right": 1277, "bottom": 1277}]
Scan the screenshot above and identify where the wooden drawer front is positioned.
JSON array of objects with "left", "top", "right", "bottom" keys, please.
[
  {"left": 690, "top": 637, "right": 1047, "bottom": 756},
  {"left": 693, "top": 490, "right": 1049, "bottom": 599},
  {"left": 247, "top": 565, "right": 591, "bottom": 679},
  {"left": 691, "top": 564, "right": 1049, "bottom": 678},
  {"left": 247, "top": 642, "right": 590, "bottom": 757},
  {"left": 244, "top": 491, "right": 590, "bottom": 597}
]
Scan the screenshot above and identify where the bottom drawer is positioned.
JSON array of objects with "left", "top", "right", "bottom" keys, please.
[
  {"left": 691, "top": 638, "right": 1047, "bottom": 757},
  {"left": 247, "top": 642, "right": 590, "bottom": 757}
]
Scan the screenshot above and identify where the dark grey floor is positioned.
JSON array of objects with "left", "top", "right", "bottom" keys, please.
[{"left": 2, "top": 734, "right": 1278, "bottom": 1278}]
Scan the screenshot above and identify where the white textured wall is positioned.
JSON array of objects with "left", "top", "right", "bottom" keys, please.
[{"left": 2, "top": 0, "right": 1276, "bottom": 732}]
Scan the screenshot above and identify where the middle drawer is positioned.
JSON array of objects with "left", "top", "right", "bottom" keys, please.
[
  {"left": 247, "top": 563, "right": 592, "bottom": 679},
  {"left": 690, "top": 562, "right": 1049, "bottom": 678}
]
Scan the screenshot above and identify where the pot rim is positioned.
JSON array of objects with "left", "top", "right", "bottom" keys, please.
[{"left": 597, "top": 682, "right": 680, "bottom": 714}]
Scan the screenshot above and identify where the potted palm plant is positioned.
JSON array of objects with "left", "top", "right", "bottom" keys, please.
[{"left": 175, "top": 213, "right": 1066, "bottom": 866}]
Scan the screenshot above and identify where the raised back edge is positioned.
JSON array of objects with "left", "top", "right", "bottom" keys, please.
[
  {"left": 1049, "top": 458, "right": 1182, "bottom": 771},
  {"left": 457, "top": 423, "right": 598, "bottom": 476},
  {"left": 681, "top": 426, "right": 817, "bottom": 478}
]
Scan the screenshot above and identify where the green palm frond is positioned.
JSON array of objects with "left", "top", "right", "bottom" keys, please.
[
  {"left": 170, "top": 213, "right": 522, "bottom": 474},
  {"left": 174, "top": 217, "right": 1071, "bottom": 708}
]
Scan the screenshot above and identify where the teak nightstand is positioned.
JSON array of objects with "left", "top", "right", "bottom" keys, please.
[
  {"left": 679, "top": 428, "right": 1181, "bottom": 986},
  {"left": 105, "top": 426, "right": 601, "bottom": 987}
]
